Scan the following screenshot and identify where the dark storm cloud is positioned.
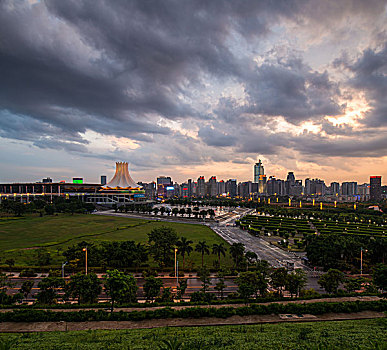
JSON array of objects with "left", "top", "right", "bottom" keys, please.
[
  {"left": 243, "top": 57, "right": 343, "bottom": 123},
  {"left": 334, "top": 42, "right": 387, "bottom": 127},
  {"left": 0, "top": 0, "right": 386, "bottom": 168},
  {"left": 198, "top": 126, "right": 237, "bottom": 147},
  {"left": 292, "top": 132, "right": 387, "bottom": 158}
]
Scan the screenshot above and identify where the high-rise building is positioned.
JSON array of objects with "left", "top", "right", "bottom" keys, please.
[
  {"left": 238, "top": 181, "right": 252, "bottom": 198},
  {"left": 358, "top": 183, "right": 370, "bottom": 201},
  {"left": 187, "top": 179, "right": 193, "bottom": 198},
  {"left": 254, "top": 159, "right": 267, "bottom": 194},
  {"left": 254, "top": 159, "right": 264, "bottom": 183},
  {"left": 330, "top": 182, "right": 340, "bottom": 195},
  {"left": 225, "top": 179, "right": 237, "bottom": 197},
  {"left": 370, "top": 176, "right": 382, "bottom": 201},
  {"left": 209, "top": 176, "right": 217, "bottom": 197},
  {"left": 290, "top": 180, "right": 303, "bottom": 196},
  {"left": 100, "top": 175, "right": 107, "bottom": 185},
  {"left": 197, "top": 176, "right": 206, "bottom": 197},
  {"left": 341, "top": 182, "right": 358, "bottom": 196},
  {"left": 286, "top": 172, "right": 295, "bottom": 186},
  {"left": 304, "top": 178, "right": 325, "bottom": 196},
  {"left": 266, "top": 176, "right": 285, "bottom": 196},
  {"left": 157, "top": 176, "right": 172, "bottom": 197},
  {"left": 217, "top": 180, "right": 225, "bottom": 195}
]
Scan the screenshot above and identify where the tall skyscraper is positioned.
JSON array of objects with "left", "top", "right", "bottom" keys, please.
[
  {"left": 254, "top": 159, "right": 267, "bottom": 194},
  {"left": 254, "top": 159, "right": 264, "bottom": 183},
  {"left": 370, "top": 176, "right": 382, "bottom": 201}
]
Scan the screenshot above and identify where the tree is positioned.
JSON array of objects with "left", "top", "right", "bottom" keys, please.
[
  {"left": 285, "top": 269, "right": 307, "bottom": 297},
  {"left": 19, "top": 280, "right": 34, "bottom": 301},
  {"left": 172, "top": 208, "right": 179, "bottom": 217},
  {"left": 195, "top": 241, "right": 210, "bottom": 268},
  {"left": 270, "top": 267, "right": 288, "bottom": 297},
  {"left": 256, "top": 259, "right": 270, "bottom": 278},
  {"left": 156, "top": 287, "right": 174, "bottom": 302},
  {"left": 214, "top": 272, "right": 226, "bottom": 299},
  {"left": 104, "top": 269, "right": 138, "bottom": 312},
  {"left": 230, "top": 242, "right": 245, "bottom": 269},
  {"left": 373, "top": 263, "right": 387, "bottom": 292},
  {"left": 5, "top": 259, "right": 15, "bottom": 269},
  {"left": 160, "top": 207, "right": 166, "bottom": 216},
  {"left": 66, "top": 272, "right": 102, "bottom": 304},
  {"left": 245, "top": 251, "right": 258, "bottom": 269},
  {"left": 212, "top": 243, "right": 227, "bottom": 268},
  {"left": 176, "top": 279, "right": 188, "bottom": 300},
  {"left": 208, "top": 209, "right": 215, "bottom": 219},
  {"left": 236, "top": 271, "right": 259, "bottom": 301},
  {"left": 198, "top": 266, "right": 211, "bottom": 293},
  {"left": 143, "top": 276, "right": 163, "bottom": 302},
  {"left": 318, "top": 269, "right": 345, "bottom": 294},
  {"left": 186, "top": 208, "right": 192, "bottom": 218},
  {"left": 179, "top": 208, "right": 186, "bottom": 217},
  {"left": 36, "top": 277, "right": 64, "bottom": 304},
  {"left": 0, "top": 273, "right": 17, "bottom": 305},
  {"left": 36, "top": 249, "right": 51, "bottom": 266},
  {"left": 199, "top": 209, "right": 207, "bottom": 219},
  {"left": 344, "top": 277, "right": 366, "bottom": 293},
  {"left": 148, "top": 226, "right": 178, "bottom": 267},
  {"left": 177, "top": 237, "right": 193, "bottom": 269},
  {"left": 153, "top": 207, "right": 160, "bottom": 216}
]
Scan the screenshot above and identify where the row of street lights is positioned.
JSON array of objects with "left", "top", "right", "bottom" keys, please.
[
  {"left": 62, "top": 246, "right": 180, "bottom": 283},
  {"left": 63, "top": 245, "right": 367, "bottom": 279}
]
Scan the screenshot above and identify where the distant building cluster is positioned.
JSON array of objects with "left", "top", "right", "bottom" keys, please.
[
  {"left": 0, "top": 160, "right": 385, "bottom": 204},
  {"left": 138, "top": 160, "right": 385, "bottom": 203}
]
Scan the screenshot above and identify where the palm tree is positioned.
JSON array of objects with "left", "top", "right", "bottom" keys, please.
[
  {"left": 212, "top": 243, "right": 227, "bottom": 267},
  {"left": 177, "top": 237, "right": 193, "bottom": 269},
  {"left": 195, "top": 241, "right": 210, "bottom": 267},
  {"left": 230, "top": 242, "right": 245, "bottom": 269},
  {"left": 179, "top": 208, "right": 186, "bottom": 217},
  {"left": 186, "top": 207, "right": 192, "bottom": 218}
]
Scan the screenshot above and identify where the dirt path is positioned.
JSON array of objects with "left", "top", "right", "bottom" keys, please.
[
  {"left": 0, "top": 295, "right": 381, "bottom": 313},
  {"left": 0, "top": 311, "right": 384, "bottom": 333}
]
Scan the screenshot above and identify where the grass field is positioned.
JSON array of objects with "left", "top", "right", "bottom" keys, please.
[
  {"left": 0, "top": 318, "right": 386, "bottom": 349},
  {"left": 0, "top": 214, "right": 232, "bottom": 268}
]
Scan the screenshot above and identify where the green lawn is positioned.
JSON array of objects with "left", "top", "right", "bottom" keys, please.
[
  {"left": 0, "top": 318, "right": 386, "bottom": 349},
  {"left": 0, "top": 214, "right": 232, "bottom": 268}
]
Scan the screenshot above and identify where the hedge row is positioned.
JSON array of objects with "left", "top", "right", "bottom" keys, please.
[
  {"left": 0, "top": 300, "right": 385, "bottom": 322},
  {"left": 0, "top": 292, "right": 379, "bottom": 310}
]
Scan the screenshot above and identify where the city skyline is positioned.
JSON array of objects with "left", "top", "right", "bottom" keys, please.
[{"left": 0, "top": 1, "right": 387, "bottom": 184}]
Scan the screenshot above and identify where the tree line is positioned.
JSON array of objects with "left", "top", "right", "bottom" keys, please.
[{"left": 0, "top": 198, "right": 95, "bottom": 217}]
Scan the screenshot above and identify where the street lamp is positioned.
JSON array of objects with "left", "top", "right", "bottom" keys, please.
[
  {"left": 174, "top": 248, "right": 178, "bottom": 278},
  {"left": 360, "top": 247, "right": 368, "bottom": 275},
  {"left": 61, "top": 261, "right": 68, "bottom": 278},
  {"left": 83, "top": 247, "right": 88, "bottom": 275}
]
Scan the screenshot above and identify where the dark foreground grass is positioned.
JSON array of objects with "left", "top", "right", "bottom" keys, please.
[
  {"left": 0, "top": 318, "right": 386, "bottom": 349},
  {"left": 0, "top": 214, "right": 231, "bottom": 268}
]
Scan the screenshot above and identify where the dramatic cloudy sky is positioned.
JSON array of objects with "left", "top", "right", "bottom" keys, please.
[{"left": 1, "top": 0, "right": 387, "bottom": 184}]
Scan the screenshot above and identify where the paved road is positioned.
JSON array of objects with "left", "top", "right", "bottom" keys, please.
[
  {"left": 211, "top": 225, "right": 305, "bottom": 270},
  {"left": 210, "top": 223, "right": 325, "bottom": 293}
]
